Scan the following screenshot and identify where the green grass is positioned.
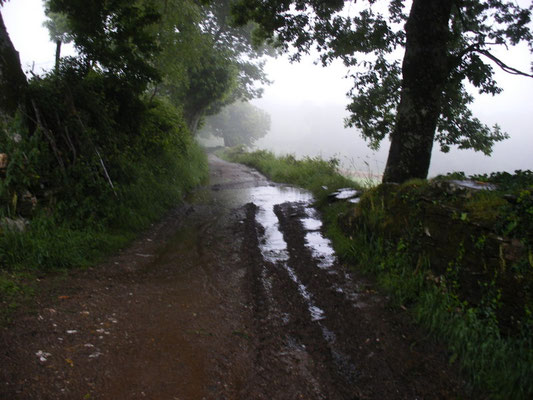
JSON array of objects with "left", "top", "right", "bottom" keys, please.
[
  {"left": 219, "top": 147, "right": 360, "bottom": 202},
  {"left": 225, "top": 149, "right": 533, "bottom": 399}
]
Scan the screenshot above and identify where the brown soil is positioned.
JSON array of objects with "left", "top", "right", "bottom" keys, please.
[{"left": 1, "top": 155, "right": 471, "bottom": 399}]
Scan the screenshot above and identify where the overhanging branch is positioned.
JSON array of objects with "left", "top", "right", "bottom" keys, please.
[{"left": 477, "top": 49, "right": 533, "bottom": 78}]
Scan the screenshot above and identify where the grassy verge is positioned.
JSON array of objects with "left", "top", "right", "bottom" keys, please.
[
  {"left": 223, "top": 148, "right": 533, "bottom": 399},
  {"left": 219, "top": 147, "right": 359, "bottom": 202}
]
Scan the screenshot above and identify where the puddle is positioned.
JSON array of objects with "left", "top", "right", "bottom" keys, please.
[
  {"left": 284, "top": 263, "right": 326, "bottom": 321},
  {"left": 301, "top": 218, "right": 322, "bottom": 231},
  {"left": 235, "top": 182, "right": 354, "bottom": 371},
  {"left": 250, "top": 186, "right": 313, "bottom": 263},
  {"left": 250, "top": 185, "right": 330, "bottom": 321},
  {"left": 304, "top": 231, "right": 336, "bottom": 269},
  {"left": 301, "top": 207, "right": 336, "bottom": 268}
]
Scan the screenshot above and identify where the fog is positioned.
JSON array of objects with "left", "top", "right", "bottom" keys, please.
[
  {"left": 3, "top": 0, "right": 533, "bottom": 179},
  {"left": 252, "top": 53, "right": 533, "bottom": 178}
]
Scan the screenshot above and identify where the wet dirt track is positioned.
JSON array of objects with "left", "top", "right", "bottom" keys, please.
[{"left": 1, "top": 154, "right": 468, "bottom": 399}]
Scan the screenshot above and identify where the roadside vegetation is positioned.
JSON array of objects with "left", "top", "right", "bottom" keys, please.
[
  {"left": 0, "top": 90, "right": 208, "bottom": 323},
  {"left": 0, "top": 0, "right": 270, "bottom": 323},
  {"left": 223, "top": 148, "right": 533, "bottom": 399},
  {"left": 219, "top": 146, "right": 358, "bottom": 202}
]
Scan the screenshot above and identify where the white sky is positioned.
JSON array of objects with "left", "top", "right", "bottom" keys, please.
[
  {"left": 3, "top": 0, "right": 533, "bottom": 177},
  {"left": 253, "top": 45, "right": 533, "bottom": 177}
]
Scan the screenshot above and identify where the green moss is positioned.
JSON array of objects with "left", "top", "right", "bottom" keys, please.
[{"left": 465, "top": 192, "right": 509, "bottom": 225}]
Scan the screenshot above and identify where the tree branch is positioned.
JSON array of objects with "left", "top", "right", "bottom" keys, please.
[{"left": 477, "top": 49, "right": 533, "bottom": 78}]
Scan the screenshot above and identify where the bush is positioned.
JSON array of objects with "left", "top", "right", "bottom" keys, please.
[{"left": 0, "top": 66, "right": 208, "bottom": 321}]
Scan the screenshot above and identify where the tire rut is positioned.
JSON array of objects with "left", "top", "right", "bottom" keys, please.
[{"left": 271, "top": 201, "right": 467, "bottom": 400}]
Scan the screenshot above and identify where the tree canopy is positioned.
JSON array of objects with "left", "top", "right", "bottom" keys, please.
[
  {"left": 232, "top": 0, "right": 533, "bottom": 182},
  {"left": 200, "top": 100, "right": 271, "bottom": 147},
  {"left": 0, "top": 0, "right": 273, "bottom": 225}
]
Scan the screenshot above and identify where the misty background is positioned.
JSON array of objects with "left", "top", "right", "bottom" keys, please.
[
  {"left": 4, "top": 0, "right": 533, "bottom": 179},
  {"left": 250, "top": 53, "right": 533, "bottom": 178}
]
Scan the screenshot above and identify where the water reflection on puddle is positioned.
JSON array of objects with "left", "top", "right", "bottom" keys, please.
[
  {"left": 304, "top": 232, "right": 336, "bottom": 269},
  {"left": 250, "top": 185, "right": 337, "bottom": 322},
  {"left": 250, "top": 184, "right": 358, "bottom": 376},
  {"left": 250, "top": 186, "right": 313, "bottom": 263}
]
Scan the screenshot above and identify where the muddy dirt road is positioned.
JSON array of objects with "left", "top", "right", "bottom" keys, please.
[{"left": 1, "top": 155, "right": 468, "bottom": 399}]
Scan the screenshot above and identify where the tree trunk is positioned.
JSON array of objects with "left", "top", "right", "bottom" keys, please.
[
  {"left": 55, "top": 39, "right": 62, "bottom": 71},
  {"left": 382, "top": 0, "right": 453, "bottom": 183},
  {"left": 223, "top": 133, "right": 238, "bottom": 147},
  {"left": 0, "top": 9, "right": 27, "bottom": 116},
  {"left": 188, "top": 112, "right": 202, "bottom": 135}
]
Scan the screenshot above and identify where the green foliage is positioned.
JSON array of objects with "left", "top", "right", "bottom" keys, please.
[
  {"left": 200, "top": 0, "right": 272, "bottom": 101},
  {"left": 47, "top": 0, "right": 161, "bottom": 91},
  {"left": 440, "top": 170, "right": 533, "bottom": 240},
  {"left": 200, "top": 101, "right": 271, "bottom": 147},
  {"left": 0, "top": 214, "right": 125, "bottom": 272},
  {"left": 0, "top": 271, "right": 34, "bottom": 324},
  {"left": 464, "top": 192, "right": 508, "bottom": 225},
  {"left": 220, "top": 148, "right": 359, "bottom": 202},
  {"left": 472, "top": 170, "right": 533, "bottom": 192},
  {"left": 147, "top": 0, "right": 271, "bottom": 131},
  {"left": 232, "top": 0, "right": 533, "bottom": 181},
  {"left": 331, "top": 175, "right": 533, "bottom": 398},
  {"left": 0, "top": 68, "right": 208, "bottom": 320},
  {"left": 43, "top": 1, "right": 74, "bottom": 44}
]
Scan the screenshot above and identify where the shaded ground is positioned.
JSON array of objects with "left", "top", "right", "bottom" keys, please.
[{"left": 1, "top": 155, "right": 469, "bottom": 399}]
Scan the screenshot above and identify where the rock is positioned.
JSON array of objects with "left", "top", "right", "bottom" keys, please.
[
  {"left": 449, "top": 179, "right": 497, "bottom": 191},
  {"left": 328, "top": 188, "right": 361, "bottom": 202},
  {"left": 432, "top": 179, "right": 497, "bottom": 195}
]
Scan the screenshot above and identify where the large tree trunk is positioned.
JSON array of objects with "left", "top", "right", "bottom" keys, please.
[
  {"left": 187, "top": 112, "right": 203, "bottom": 135},
  {"left": 55, "top": 39, "right": 62, "bottom": 71},
  {"left": 382, "top": 0, "right": 453, "bottom": 183},
  {"left": 0, "top": 10, "right": 27, "bottom": 116}
]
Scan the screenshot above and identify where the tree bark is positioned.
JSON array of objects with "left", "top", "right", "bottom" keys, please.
[
  {"left": 55, "top": 39, "right": 62, "bottom": 71},
  {"left": 0, "top": 9, "right": 27, "bottom": 116},
  {"left": 382, "top": 0, "right": 453, "bottom": 183}
]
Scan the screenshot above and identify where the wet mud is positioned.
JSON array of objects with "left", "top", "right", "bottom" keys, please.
[{"left": 1, "top": 154, "right": 468, "bottom": 399}]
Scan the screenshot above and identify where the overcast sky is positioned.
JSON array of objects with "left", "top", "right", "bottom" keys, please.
[
  {"left": 3, "top": 0, "right": 532, "bottom": 177},
  {"left": 252, "top": 47, "right": 533, "bottom": 177}
]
